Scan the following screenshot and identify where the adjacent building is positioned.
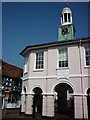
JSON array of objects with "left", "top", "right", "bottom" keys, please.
[
  {"left": 20, "top": 7, "right": 90, "bottom": 119},
  {"left": 2, "top": 61, "right": 23, "bottom": 109}
]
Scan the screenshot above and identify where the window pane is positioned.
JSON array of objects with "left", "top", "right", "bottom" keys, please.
[
  {"left": 64, "top": 13, "right": 67, "bottom": 22},
  {"left": 58, "top": 48, "right": 68, "bottom": 67},
  {"left": 36, "top": 52, "right": 44, "bottom": 69},
  {"left": 68, "top": 13, "right": 70, "bottom": 22},
  {"left": 24, "top": 55, "right": 28, "bottom": 73},
  {"left": 85, "top": 47, "right": 90, "bottom": 66}
]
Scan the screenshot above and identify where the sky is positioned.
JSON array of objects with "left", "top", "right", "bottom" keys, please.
[{"left": 2, "top": 2, "right": 89, "bottom": 69}]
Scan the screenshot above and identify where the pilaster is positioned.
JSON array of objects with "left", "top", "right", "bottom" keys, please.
[
  {"left": 42, "top": 95, "right": 54, "bottom": 117},
  {"left": 21, "top": 94, "right": 25, "bottom": 113},
  {"left": 74, "top": 95, "right": 88, "bottom": 119},
  {"left": 25, "top": 94, "right": 33, "bottom": 115}
]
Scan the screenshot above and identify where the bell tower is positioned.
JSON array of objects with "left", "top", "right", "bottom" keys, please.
[{"left": 58, "top": 7, "right": 75, "bottom": 41}]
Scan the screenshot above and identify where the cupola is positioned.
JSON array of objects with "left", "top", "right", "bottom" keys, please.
[
  {"left": 61, "top": 7, "right": 72, "bottom": 26},
  {"left": 58, "top": 7, "right": 75, "bottom": 41}
]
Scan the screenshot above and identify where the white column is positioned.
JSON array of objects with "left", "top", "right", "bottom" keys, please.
[
  {"left": 21, "top": 94, "right": 25, "bottom": 113},
  {"left": 71, "top": 15, "right": 72, "bottom": 23},
  {"left": 42, "top": 95, "right": 54, "bottom": 117},
  {"left": 83, "top": 96, "right": 88, "bottom": 119},
  {"left": 25, "top": 94, "right": 33, "bottom": 115},
  {"left": 74, "top": 96, "right": 83, "bottom": 119},
  {"left": 74, "top": 95, "right": 88, "bottom": 119},
  {"left": 61, "top": 17, "right": 62, "bottom": 24},
  {"left": 67, "top": 13, "right": 68, "bottom": 22},
  {"left": 42, "top": 95, "right": 47, "bottom": 116},
  {"left": 47, "top": 95, "right": 54, "bottom": 117},
  {"left": 63, "top": 14, "right": 64, "bottom": 23}
]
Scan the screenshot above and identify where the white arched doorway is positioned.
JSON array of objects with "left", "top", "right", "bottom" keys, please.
[{"left": 53, "top": 82, "right": 74, "bottom": 118}]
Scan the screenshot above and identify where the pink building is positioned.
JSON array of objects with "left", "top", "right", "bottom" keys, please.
[{"left": 20, "top": 7, "right": 90, "bottom": 119}]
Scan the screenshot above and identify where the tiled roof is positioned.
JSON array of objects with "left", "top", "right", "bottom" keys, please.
[{"left": 2, "top": 61, "right": 23, "bottom": 79}]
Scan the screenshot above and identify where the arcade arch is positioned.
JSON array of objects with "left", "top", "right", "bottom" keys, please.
[
  {"left": 53, "top": 82, "right": 74, "bottom": 118},
  {"left": 32, "top": 87, "right": 43, "bottom": 116}
]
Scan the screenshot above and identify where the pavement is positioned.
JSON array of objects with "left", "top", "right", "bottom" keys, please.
[{"left": 2, "top": 109, "right": 75, "bottom": 120}]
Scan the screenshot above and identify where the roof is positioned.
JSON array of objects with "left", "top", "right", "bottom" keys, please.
[
  {"left": 62, "top": 7, "right": 71, "bottom": 12},
  {"left": 20, "top": 37, "right": 90, "bottom": 57},
  {"left": 2, "top": 61, "right": 23, "bottom": 79}
]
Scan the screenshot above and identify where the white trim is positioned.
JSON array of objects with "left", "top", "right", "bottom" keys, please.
[
  {"left": 22, "top": 74, "right": 90, "bottom": 81},
  {"left": 34, "top": 52, "right": 36, "bottom": 71},
  {"left": 28, "top": 76, "right": 47, "bottom": 79},
  {"left": 24, "top": 54, "right": 29, "bottom": 74},
  {"left": 84, "top": 46, "right": 90, "bottom": 67},
  {"left": 33, "top": 69, "right": 44, "bottom": 72},
  {"left": 42, "top": 93, "right": 54, "bottom": 96},
  {"left": 28, "top": 76, "right": 57, "bottom": 79},
  {"left": 21, "top": 93, "right": 26, "bottom": 95},
  {"left": 56, "top": 67, "right": 69, "bottom": 70},
  {"left": 51, "top": 80, "right": 76, "bottom": 94},
  {"left": 21, "top": 92, "right": 35, "bottom": 95},
  {"left": 30, "top": 85, "right": 44, "bottom": 94},
  {"left": 57, "top": 47, "right": 68, "bottom": 68},
  {"left": 21, "top": 92, "right": 87, "bottom": 96},
  {"left": 85, "top": 86, "right": 90, "bottom": 95},
  {"left": 34, "top": 51, "right": 44, "bottom": 71},
  {"left": 73, "top": 93, "right": 87, "bottom": 96},
  {"left": 83, "top": 74, "right": 90, "bottom": 77},
  {"left": 84, "top": 46, "right": 86, "bottom": 67},
  {"left": 69, "top": 74, "right": 81, "bottom": 78},
  {"left": 57, "top": 48, "right": 58, "bottom": 69},
  {"left": 22, "top": 77, "right": 29, "bottom": 81},
  {"left": 61, "top": 22, "right": 72, "bottom": 26}
]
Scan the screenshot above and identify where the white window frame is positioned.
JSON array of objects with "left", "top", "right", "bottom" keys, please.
[
  {"left": 57, "top": 48, "right": 68, "bottom": 68},
  {"left": 84, "top": 46, "right": 90, "bottom": 67},
  {"left": 24, "top": 54, "right": 29, "bottom": 74},
  {"left": 34, "top": 51, "right": 44, "bottom": 71}
]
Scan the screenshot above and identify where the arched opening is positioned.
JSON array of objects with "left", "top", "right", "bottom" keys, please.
[
  {"left": 32, "top": 87, "right": 43, "bottom": 117},
  {"left": 54, "top": 83, "right": 74, "bottom": 118},
  {"left": 68, "top": 13, "right": 70, "bottom": 22},
  {"left": 87, "top": 87, "right": 90, "bottom": 118}
]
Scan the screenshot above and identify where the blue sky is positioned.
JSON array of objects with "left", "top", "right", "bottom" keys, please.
[{"left": 2, "top": 2, "right": 88, "bottom": 68}]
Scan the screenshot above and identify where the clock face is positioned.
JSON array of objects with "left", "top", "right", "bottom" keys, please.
[{"left": 62, "top": 27, "right": 70, "bottom": 35}]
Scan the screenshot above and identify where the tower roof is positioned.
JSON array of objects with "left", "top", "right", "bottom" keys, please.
[
  {"left": 62, "top": 7, "right": 71, "bottom": 12},
  {"left": 61, "top": 7, "right": 72, "bottom": 26},
  {"left": 61, "top": 7, "right": 72, "bottom": 15}
]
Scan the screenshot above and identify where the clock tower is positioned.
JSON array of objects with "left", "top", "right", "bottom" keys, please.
[{"left": 58, "top": 7, "right": 75, "bottom": 41}]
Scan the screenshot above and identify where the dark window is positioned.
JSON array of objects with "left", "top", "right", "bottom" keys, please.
[
  {"left": 36, "top": 52, "right": 44, "bottom": 69},
  {"left": 85, "top": 47, "right": 90, "bottom": 66},
  {"left": 68, "top": 13, "right": 70, "bottom": 22},
  {"left": 58, "top": 48, "right": 68, "bottom": 67},
  {"left": 61, "top": 14, "right": 63, "bottom": 22},
  {"left": 64, "top": 13, "right": 67, "bottom": 22}
]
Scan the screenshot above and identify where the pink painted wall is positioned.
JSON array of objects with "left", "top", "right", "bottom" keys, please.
[{"left": 22, "top": 41, "right": 90, "bottom": 95}]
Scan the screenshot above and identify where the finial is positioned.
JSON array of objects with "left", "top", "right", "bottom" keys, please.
[
  {"left": 64, "top": 0, "right": 69, "bottom": 7},
  {"left": 64, "top": 0, "right": 67, "bottom": 2}
]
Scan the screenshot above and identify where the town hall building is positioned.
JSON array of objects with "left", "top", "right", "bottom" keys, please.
[{"left": 20, "top": 7, "right": 90, "bottom": 119}]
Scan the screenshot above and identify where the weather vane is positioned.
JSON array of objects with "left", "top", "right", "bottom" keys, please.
[{"left": 64, "top": 0, "right": 69, "bottom": 7}]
